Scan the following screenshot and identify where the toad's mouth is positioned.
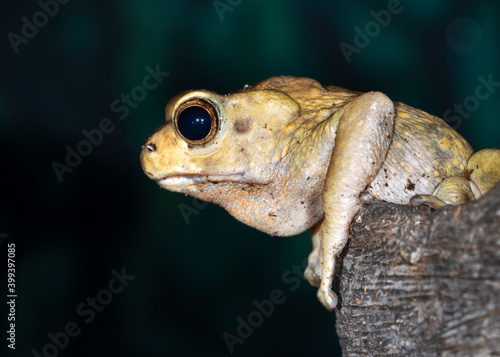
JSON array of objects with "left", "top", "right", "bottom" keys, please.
[{"left": 156, "top": 173, "right": 245, "bottom": 188}]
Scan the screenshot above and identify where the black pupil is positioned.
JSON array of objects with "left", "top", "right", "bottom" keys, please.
[{"left": 177, "top": 106, "right": 213, "bottom": 141}]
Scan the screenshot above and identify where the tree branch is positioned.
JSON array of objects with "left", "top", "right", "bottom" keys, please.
[{"left": 335, "top": 183, "right": 500, "bottom": 356}]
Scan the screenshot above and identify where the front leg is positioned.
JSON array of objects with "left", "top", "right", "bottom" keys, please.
[{"left": 317, "top": 92, "right": 395, "bottom": 310}]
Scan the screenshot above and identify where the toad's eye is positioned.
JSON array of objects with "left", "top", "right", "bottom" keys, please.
[{"left": 175, "top": 99, "right": 219, "bottom": 145}]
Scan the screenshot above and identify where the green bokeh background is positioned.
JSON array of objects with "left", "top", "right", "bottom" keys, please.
[{"left": 1, "top": 1, "right": 499, "bottom": 356}]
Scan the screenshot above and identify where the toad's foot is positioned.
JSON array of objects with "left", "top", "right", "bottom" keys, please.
[
  {"left": 304, "top": 222, "right": 340, "bottom": 310},
  {"left": 409, "top": 194, "right": 446, "bottom": 208},
  {"left": 304, "top": 222, "right": 322, "bottom": 287},
  {"left": 316, "top": 273, "right": 338, "bottom": 310},
  {"left": 410, "top": 176, "right": 476, "bottom": 208},
  {"left": 317, "top": 240, "right": 338, "bottom": 311}
]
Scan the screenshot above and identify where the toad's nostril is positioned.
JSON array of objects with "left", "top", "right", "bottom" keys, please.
[{"left": 145, "top": 143, "right": 156, "bottom": 152}]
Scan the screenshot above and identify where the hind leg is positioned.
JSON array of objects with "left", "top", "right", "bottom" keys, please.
[
  {"left": 468, "top": 148, "right": 500, "bottom": 197},
  {"left": 410, "top": 176, "right": 475, "bottom": 208},
  {"left": 410, "top": 148, "right": 500, "bottom": 208}
]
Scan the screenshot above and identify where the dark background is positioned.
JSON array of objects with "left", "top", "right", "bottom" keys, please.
[{"left": 1, "top": 1, "right": 499, "bottom": 356}]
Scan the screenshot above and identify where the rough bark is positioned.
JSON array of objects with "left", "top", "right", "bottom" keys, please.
[{"left": 335, "top": 183, "right": 500, "bottom": 356}]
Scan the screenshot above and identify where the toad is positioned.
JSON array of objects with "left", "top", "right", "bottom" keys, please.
[{"left": 141, "top": 76, "right": 500, "bottom": 310}]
